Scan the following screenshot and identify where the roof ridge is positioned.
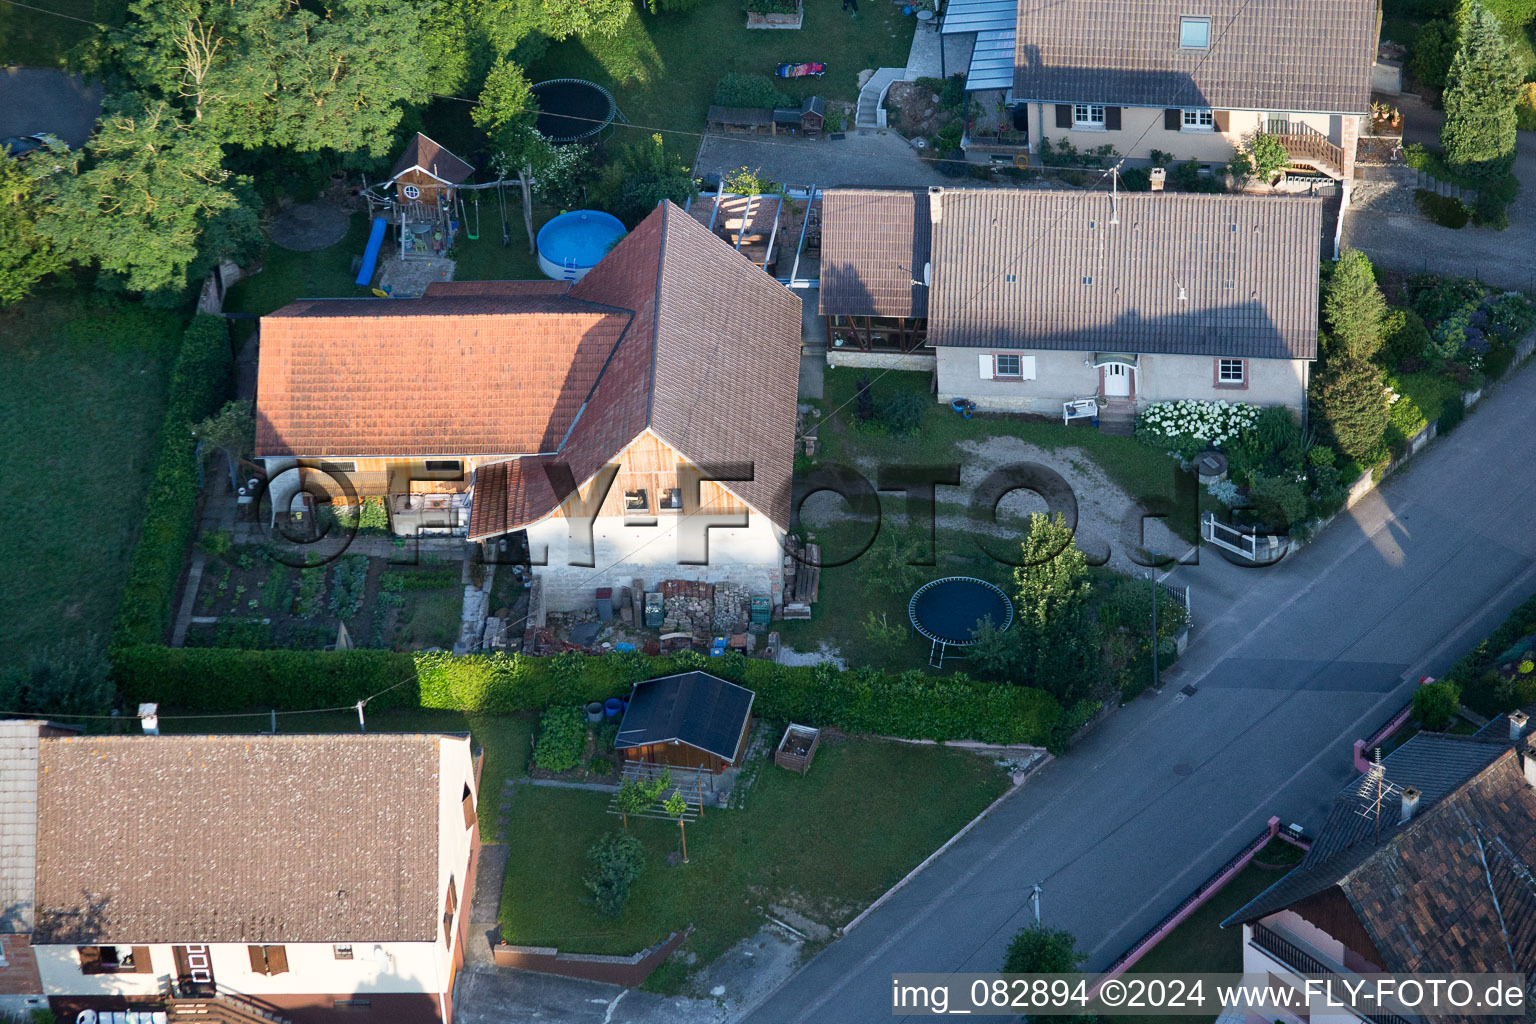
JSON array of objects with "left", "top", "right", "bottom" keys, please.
[{"left": 644, "top": 202, "right": 669, "bottom": 430}]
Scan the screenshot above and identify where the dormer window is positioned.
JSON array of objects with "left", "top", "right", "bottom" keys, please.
[{"left": 1179, "top": 16, "right": 1211, "bottom": 49}]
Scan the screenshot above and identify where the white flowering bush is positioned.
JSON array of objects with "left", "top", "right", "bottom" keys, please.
[{"left": 1136, "top": 399, "right": 1261, "bottom": 460}]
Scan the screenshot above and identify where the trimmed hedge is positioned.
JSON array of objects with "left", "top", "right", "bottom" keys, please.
[
  {"left": 113, "top": 645, "right": 1061, "bottom": 747},
  {"left": 112, "top": 314, "right": 233, "bottom": 648},
  {"left": 113, "top": 645, "right": 418, "bottom": 711}
]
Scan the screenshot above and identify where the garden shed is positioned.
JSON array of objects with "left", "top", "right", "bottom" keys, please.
[
  {"left": 615, "top": 671, "right": 756, "bottom": 773},
  {"left": 772, "top": 96, "right": 826, "bottom": 135},
  {"left": 707, "top": 105, "right": 775, "bottom": 134}
]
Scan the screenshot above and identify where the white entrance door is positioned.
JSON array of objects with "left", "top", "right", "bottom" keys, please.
[{"left": 1104, "top": 363, "right": 1131, "bottom": 398}]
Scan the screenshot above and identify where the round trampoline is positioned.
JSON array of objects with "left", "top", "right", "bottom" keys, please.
[
  {"left": 531, "top": 78, "right": 618, "bottom": 144},
  {"left": 536, "top": 210, "right": 627, "bottom": 281},
  {"left": 908, "top": 576, "right": 1014, "bottom": 667}
]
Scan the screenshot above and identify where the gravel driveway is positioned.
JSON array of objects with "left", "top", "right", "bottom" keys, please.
[
  {"left": 0, "top": 67, "right": 102, "bottom": 148},
  {"left": 1343, "top": 95, "right": 1536, "bottom": 293}
]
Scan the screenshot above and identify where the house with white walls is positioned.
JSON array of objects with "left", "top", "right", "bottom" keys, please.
[
  {"left": 255, "top": 200, "right": 802, "bottom": 612},
  {"left": 19, "top": 731, "right": 480, "bottom": 1024}
]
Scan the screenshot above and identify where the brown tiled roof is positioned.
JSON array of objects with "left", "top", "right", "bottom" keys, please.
[
  {"left": 460, "top": 202, "right": 801, "bottom": 537},
  {"left": 819, "top": 189, "right": 931, "bottom": 319},
  {"left": 389, "top": 133, "right": 473, "bottom": 184},
  {"left": 255, "top": 295, "right": 632, "bottom": 457},
  {"left": 33, "top": 734, "right": 448, "bottom": 944},
  {"left": 1013, "top": 0, "right": 1377, "bottom": 114},
  {"left": 707, "top": 106, "right": 773, "bottom": 126},
  {"left": 423, "top": 280, "right": 571, "bottom": 297},
  {"left": 925, "top": 189, "right": 1321, "bottom": 360}
]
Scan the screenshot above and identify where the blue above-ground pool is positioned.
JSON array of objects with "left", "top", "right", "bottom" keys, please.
[{"left": 537, "top": 210, "right": 626, "bottom": 281}]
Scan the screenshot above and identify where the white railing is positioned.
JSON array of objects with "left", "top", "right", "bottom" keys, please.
[{"left": 1201, "top": 511, "right": 1289, "bottom": 564}]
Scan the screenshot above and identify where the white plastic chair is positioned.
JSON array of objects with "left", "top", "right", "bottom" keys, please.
[{"left": 73, "top": 1011, "right": 97, "bottom": 1024}]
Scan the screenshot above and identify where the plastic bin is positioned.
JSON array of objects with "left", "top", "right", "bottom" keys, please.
[{"left": 604, "top": 697, "right": 623, "bottom": 718}]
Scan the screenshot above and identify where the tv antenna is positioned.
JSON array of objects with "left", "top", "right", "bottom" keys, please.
[{"left": 1354, "top": 748, "right": 1400, "bottom": 846}]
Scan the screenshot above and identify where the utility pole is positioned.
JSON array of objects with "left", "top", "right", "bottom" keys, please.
[
  {"left": 1150, "top": 572, "right": 1159, "bottom": 692},
  {"left": 1030, "top": 884, "right": 1042, "bottom": 926}
]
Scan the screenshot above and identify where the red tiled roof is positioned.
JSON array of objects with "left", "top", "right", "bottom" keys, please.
[
  {"left": 466, "top": 202, "right": 802, "bottom": 536},
  {"left": 255, "top": 295, "right": 631, "bottom": 457},
  {"left": 423, "top": 280, "right": 571, "bottom": 297}
]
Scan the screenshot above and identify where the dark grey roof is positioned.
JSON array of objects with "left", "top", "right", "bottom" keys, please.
[
  {"left": 819, "top": 189, "right": 931, "bottom": 319},
  {"left": 1224, "top": 733, "right": 1512, "bottom": 929},
  {"left": 925, "top": 189, "right": 1321, "bottom": 360},
  {"left": 615, "top": 672, "right": 755, "bottom": 762},
  {"left": 1013, "top": 0, "right": 1377, "bottom": 114}
]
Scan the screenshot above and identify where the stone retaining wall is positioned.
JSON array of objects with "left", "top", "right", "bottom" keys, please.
[{"left": 490, "top": 926, "right": 692, "bottom": 986}]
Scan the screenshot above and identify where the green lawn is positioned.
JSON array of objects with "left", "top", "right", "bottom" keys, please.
[
  {"left": 0, "top": 0, "right": 124, "bottom": 66},
  {"left": 158, "top": 708, "right": 535, "bottom": 834},
  {"left": 818, "top": 369, "right": 1189, "bottom": 533},
  {"left": 499, "top": 736, "right": 1008, "bottom": 982},
  {"left": 450, "top": 204, "right": 546, "bottom": 282},
  {"left": 1118, "top": 839, "right": 1301, "bottom": 1024},
  {"left": 222, "top": 213, "right": 372, "bottom": 341},
  {"left": 0, "top": 291, "right": 180, "bottom": 671},
  {"left": 529, "top": 0, "right": 915, "bottom": 157}
]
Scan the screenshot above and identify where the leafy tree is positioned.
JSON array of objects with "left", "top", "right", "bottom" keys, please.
[
  {"left": 1011, "top": 513, "right": 1100, "bottom": 701},
  {"left": 1229, "top": 132, "right": 1289, "bottom": 183},
  {"left": 857, "top": 530, "right": 927, "bottom": 598},
  {"left": 1002, "top": 924, "right": 1087, "bottom": 973},
  {"left": 664, "top": 790, "right": 690, "bottom": 863},
  {"left": 593, "top": 133, "right": 695, "bottom": 225},
  {"left": 881, "top": 391, "right": 929, "bottom": 435},
  {"left": 192, "top": 399, "right": 254, "bottom": 490},
  {"left": 37, "top": 101, "right": 245, "bottom": 294},
  {"left": 540, "top": 0, "right": 636, "bottom": 40},
  {"left": 1412, "top": 679, "right": 1463, "bottom": 730},
  {"left": 583, "top": 830, "right": 645, "bottom": 917},
  {"left": 474, "top": 58, "right": 550, "bottom": 252},
  {"left": 1311, "top": 359, "right": 1389, "bottom": 461},
  {"left": 0, "top": 144, "right": 67, "bottom": 305},
  {"left": 1324, "top": 249, "right": 1388, "bottom": 362},
  {"left": 1441, "top": 2, "right": 1523, "bottom": 183},
  {"left": 113, "top": 0, "right": 429, "bottom": 156},
  {"left": 968, "top": 616, "right": 1026, "bottom": 682},
  {"left": 1249, "top": 474, "right": 1309, "bottom": 532},
  {"left": 721, "top": 165, "right": 775, "bottom": 195},
  {"left": 0, "top": 636, "right": 114, "bottom": 717}
]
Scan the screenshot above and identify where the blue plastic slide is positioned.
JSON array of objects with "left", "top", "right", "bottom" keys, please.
[{"left": 355, "top": 216, "right": 387, "bottom": 287}]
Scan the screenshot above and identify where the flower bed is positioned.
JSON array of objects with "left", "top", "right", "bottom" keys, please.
[
  {"left": 1135, "top": 400, "right": 1260, "bottom": 461},
  {"left": 745, "top": 0, "right": 802, "bottom": 28}
]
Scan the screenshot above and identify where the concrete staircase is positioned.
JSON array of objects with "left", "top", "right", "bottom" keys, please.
[
  {"left": 1097, "top": 404, "right": 1136, "bottom": 436},
  {"left": 855, "top": 68, "right": 904, "bottom": 129}
]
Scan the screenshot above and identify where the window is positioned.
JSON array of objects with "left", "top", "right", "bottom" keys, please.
[
  {"left": 624, "top": 489, "right": 649, "bottom": 512},
  {"left": 333, "top": 945, "right": 354, "bottom": 960},
  {"left": 1179, "top": 16, "right": 1211, "bottom": 48},
  {"left": 659, "top": 487, "right": 683, "bottom": 511},
  {"left": 79, "top": 946, "right": 151, "bottom": 975},
  {"left": 424, "top": 459, "right": 461, "bottom": 473},
  {"left": 247, "top": 945, "right": 289, "bottom": 975},
  {"left": 1182, "top": 108, "right": 1215, "bottom": 131},
  {"left": 995, "top": 354, "right": 1023, "bottom": 377},
  {"left": 461, "top": 783, "right": 476, "bottom": 830},
  {"left": 443, "top": 878, "right": 459, "bottom": 944},
  {"left": 1216, "top": 358, "right": 1247, "bottom": 387},
  {"left": 1073, "top": 104, "right": 1106, "bottom": 128},
  {"left": 401, "top": 184, "right": 421, "bottom": 200}
]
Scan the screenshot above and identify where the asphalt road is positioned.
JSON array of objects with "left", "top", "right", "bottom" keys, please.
[{"left": 742, "top": 357, "right": 1536, "bottom": 1024}]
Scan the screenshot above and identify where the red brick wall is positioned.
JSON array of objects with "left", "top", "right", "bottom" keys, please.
[{"left": 0, "top": 934, "right": 43, "bottom": 996}]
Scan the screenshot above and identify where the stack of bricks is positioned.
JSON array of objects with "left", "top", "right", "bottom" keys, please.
[
  {"left": 712, "top": 583, "right": 749, "bottom": 632},
  {"left": 658, "top": 579, "right": 715, "bottom": 634}
]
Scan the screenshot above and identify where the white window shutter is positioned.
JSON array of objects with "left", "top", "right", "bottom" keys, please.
[
  {"left": 978, "top": 354, "right": 994, "bottom": 380},
  {"left": 1019, "top": 356, "right": 1037, "bottom": 380}
]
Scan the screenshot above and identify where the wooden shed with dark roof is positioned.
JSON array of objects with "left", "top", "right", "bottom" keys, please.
[
  {"left": 818, "top": 188, "right": 931, "bottom": 354},
  {"left": 615, "top": 672, "right": 756, "bottom": 773}
]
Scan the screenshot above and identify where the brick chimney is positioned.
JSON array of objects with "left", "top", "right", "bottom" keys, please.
[
  {"left": 1398, "top": 785, "right": 1421, "bottom": 824},
  {"left": 928, "top": 186, "right": 944, "bottom": 224},
  {"left": 1511, "top": 709, "right": 1530, "bottom": 744}
]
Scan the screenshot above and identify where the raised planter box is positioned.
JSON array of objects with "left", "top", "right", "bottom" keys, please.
[
  {"left": 774, "top": 723, "right": 820, "bottom": 774},
  {"left": 491, "top": 926, "right": 692, "bottom": 986},
  {"left": 746, "top": 0, "right": 803, "bottom": 28}
]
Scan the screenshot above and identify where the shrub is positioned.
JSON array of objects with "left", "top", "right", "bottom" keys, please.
[
  {"left": 1136, "top": 399, "right": 1261, "bottom": 459},
  {"left": 1120, "top": 167, "right": 1151, "bottom": 191},
  {"left": 1249, "top": 475, "right": 1309, "bottom": 532},
  {"left": 335, "top": 495, "right": 390, "bottom": 533},
  {"left": 1324, "top": 250, "right": 1387, "bottom": 362},
  {"left": 1404, "top": 274, "right": 1484, "bottom": 325},
  {"left": 1440, "top": 4, "right": 1522, "bottom": 185},
  {"left": 199, "top": 529, "right": 233, "bottom": 557},
  {"left": 382, "top": 567, "right": 460, "bottom": 591},
  {"left": 112, "top": 315, "right": 233, "bottom": 649},
  {"left": 1311, "top": 359, "right": 1389, "bottom": 461},
  {"left": 584, "top": 831, "right": 646, "bottom": 917},
  {"left": 1412, "top": 679, "right": 1463, "bottom": 730},
  {"left": 1002, "top": 925, "right": 1087, "bottom": 973},
  {"left": 111, "top": 645, "right": 417, "bottom": 710},
  {"left": 1446, "top": 593, "right": 1536, "bottom": 715},
  {"left": 328, "top": 555, "right": 370, "bottom": 620},
  {"left": 713, "top": 72, "right": 791, "bottom": 110},
  {"left": 1382, "top": 308, "right": 1433, "bottom": 369},
  {"left": 881, "top": 390, "right": 928, "bottom": 434},
  {"left": 1409, "top": 18, "right": 1459, "bottom": 90},
  {"left": 1231, "top": 133, "right": 1288, "bottom": 183},
  {"left": 1437, "top": 391, "right": 1467, "bottom": 433},
  {"left": 1384, "top": 385, "right": 1429, "bottom": 456},
  {"left": 1414, "top": 188, "right": 1471, "bottom": 227},
  {"left": 1518, "top": 82, "right": 1536, "bottom": 131},
  {"left": 533, "top": 705, "right": 587, "bottom": 773},
  {"left": 940, "top": 73, "right": 967, "bottom": 108}
]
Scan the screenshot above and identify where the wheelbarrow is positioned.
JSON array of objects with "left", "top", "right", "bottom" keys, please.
[{"left": 951, "top": 397, "right": 976, "bottom": 419}]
